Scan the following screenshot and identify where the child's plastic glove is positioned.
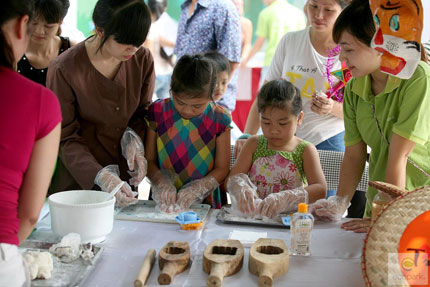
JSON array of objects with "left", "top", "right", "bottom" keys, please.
[
  {"left": 147, "top": 170, "right": 177, "bottom": 212},
  {"left": 176, "top": 176, "right": 219, "bottom": 210},
  {"left": 226, "top": 173, "right": 261, "bottom": 217},
  {"left": 121, "top": 127, "right": 147, "bottom": 187},
  {"left": 257, "top": 186, "right": 308, "bottom": 218},
  {"left": 94, "top": 165, "right": 138, "bottom": 208},
  {"left": 308, "top": 195, "right": 350, "bottom": 221}
]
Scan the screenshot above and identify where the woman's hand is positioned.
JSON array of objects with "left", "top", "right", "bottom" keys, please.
[
  {"left": 121, "top": 128, "right": 147, "bottom": 187},
  {"left": 311, "top": 93, "right": 334, "bottom": 116},
  {"left": 341, "top": 218, "right": 371, "bottom": 233}
]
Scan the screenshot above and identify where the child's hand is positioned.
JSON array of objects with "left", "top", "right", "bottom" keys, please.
[
  {"left": 308, "top": 195, "right": 350, "bottom": 221},
  {"left": 235, "top": 188, "right": 261, "bottom": 215},
  {"left": 148, "top": 170, "right": 177, "bottom": 208},
  {"left": 257, "top": 187, "right": 308, "bottom": 218},
  {"left": 226, "top": 173, "right": 260, "bottom": 217},
  {"left": 176, "top": 176, "right": 219, "bottom": 210},
  {"left": 155, "top": 182, "right": 177, "bottom": 206}
]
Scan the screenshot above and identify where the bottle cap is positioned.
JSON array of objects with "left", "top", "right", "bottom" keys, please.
[{"left": 298, "top": 203, "right": 308, "bottom": 213}]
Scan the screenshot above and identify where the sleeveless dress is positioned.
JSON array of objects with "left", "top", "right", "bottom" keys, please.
[{"left": 249, "top": 135, "right": 309, "bottom": 199}]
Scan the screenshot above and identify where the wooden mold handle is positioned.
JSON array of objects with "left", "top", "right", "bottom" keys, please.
[
  {"left": 134, "top": 249, "right": 156, "bottom": 287},
  {"left": 158, "top": 262, "right": 178, "bottom": 285},
  {"left": 258, "top": 266, "right": 273, "bottom": 287},
  {"left": 207, "top": 263, "right": 225, "bottom": 287}
]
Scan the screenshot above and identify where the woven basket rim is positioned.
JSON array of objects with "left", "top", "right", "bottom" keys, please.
[{"left": 362, "top": 185, "right": 430, "bottom": 287}]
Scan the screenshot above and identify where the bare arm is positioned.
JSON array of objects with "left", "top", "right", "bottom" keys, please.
[
  {"left": 244, "top": 98, "right": 260, "bottom": 135},
  {"left": 228, "top": 136, "right": 259, "bottom": 180},
  {"left": 240, "top": 19, "right": 253, "bottom": 63},
  {"left": 144, "top": 128, "right": 161, "bottom": 181},
  {"left": 18, "top": 123, "right": 61, "bottom": 243},
  {"left": 385, "top": 133, "right": 416, "bottom": 188},
  {"left": 159, "top": 36, "right": 175, "bottom": 49},
  {"left": 336, "top": 141, "right": 367, "bottom": 203},
  {"left": 241, "top": 36, "right": 266, "bottom": 67},
  {"left": 207, "top": 129, "right": 231, "bottom": 183},
  {"left": 302, "top": 144, "right": 327, "bottom": 203},
  {"left": 228, "top": 61, "right": 239, "bottom": 82}
]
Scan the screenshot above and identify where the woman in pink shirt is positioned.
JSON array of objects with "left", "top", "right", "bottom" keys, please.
[{"left": 0, "top": 1, "right": 62, "bottom": 285}]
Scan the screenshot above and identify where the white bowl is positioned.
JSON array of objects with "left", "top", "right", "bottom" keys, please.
[{"left": 48, "top": 190, "right": 115, "bottom": 244}]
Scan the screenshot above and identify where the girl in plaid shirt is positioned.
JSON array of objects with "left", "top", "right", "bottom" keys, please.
[{"left": 145, "top": 54, "right": 232, "bottom": 212}]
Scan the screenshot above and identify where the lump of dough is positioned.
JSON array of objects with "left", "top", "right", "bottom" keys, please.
[{"left": 23, "top": 251, "right": 53, "bottom": 280}]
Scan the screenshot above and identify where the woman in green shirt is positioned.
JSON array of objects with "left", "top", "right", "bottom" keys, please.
[{"left": 309, "top": 0, "right": 430, "bottom": 233}]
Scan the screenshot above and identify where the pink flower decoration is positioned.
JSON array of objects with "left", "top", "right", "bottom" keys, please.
[
  {"left": 254, "top": 174, "right": 266, "bottom": 185},
  {"left": 289, "top": 163, "right": 297, "bottom": 173},
  {"left": 268, "top": 164, "right": 275, "bottom": 171},
  {"left": 273, "top": 185, "right": 281, "bottom": 193},
  {"left": 273, "top": 171, "right": 295, "bottom": 187},
  {"left": 275, "top": 155, "right": 288, "bottom": 168}
]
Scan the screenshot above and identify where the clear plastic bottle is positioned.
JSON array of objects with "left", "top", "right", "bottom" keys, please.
[
  {"left": 371, "top": 190, "right": 392, "bottom": 224},
  {"left": 290, "top": 203, "right": 314, "bottom": 256}
]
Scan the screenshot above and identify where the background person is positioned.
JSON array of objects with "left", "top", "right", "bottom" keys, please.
[
  {"left": 144, "top": 0, "right": 176, "bottom": 100},
  {"left": 240, "top": 0, "right": 306, "bottom": 88},
  {"left": 17, "top": 0, "right": 76, "bottom": 86},
  {"left": 174, "top": 0, "right": 241, "bottom": 112}
]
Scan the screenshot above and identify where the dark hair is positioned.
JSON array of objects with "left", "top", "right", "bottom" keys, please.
[
  {"left": 333, "top": 0, "right": 427, "bottom": 63},
  {"left": 307, "top": 0, "right": 352, "bottom": 9},
  {"left": 334, "top": 0, "right": 352, "bottom": 9},
  {"left": 332, "top": 0, "right": 375, "bottom": 46},
  {"left": 34, "top": 0, "right": 69, "bottom": 24},
  {"left": 148, "top": 0, "right": 167, "bottom": 21},
  {"left": 170, "top": 54, "right": 217, "bottom": 100},
  {"left": 93, "top": 0, "right": 151, "bottom": 51},
  {"left": 0, "top": 0, "right": 34, "bottom": 68},
  {"left": 257, "top": 79, "right": 302, "bottom": 116},
  {"left": 204, "top": 51, "right": 231, "bottom": 75}
]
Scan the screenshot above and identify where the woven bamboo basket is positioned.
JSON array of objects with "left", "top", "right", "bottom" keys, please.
[{"left": 362, "top": 184, "right": 430, "bottom": 287}]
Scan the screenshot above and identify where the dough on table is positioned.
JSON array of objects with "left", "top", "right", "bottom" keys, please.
[{"left": 23, "top": 251, "right": 53, "bottom": 280}]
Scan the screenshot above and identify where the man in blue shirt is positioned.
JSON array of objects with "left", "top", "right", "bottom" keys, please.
[{"left": 174, "top": 0, "right": 241, "bottom": 112}]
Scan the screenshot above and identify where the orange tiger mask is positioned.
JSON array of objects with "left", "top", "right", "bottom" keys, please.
[{"left": 370, "top": 0, "right": 423, "bottom": 79}]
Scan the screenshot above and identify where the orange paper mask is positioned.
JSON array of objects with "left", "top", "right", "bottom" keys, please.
[{"left": 369, "top": 0, "right": 423, "bottom": 79}]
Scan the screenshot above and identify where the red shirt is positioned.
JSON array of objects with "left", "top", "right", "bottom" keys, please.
[{"left": 0, "top": 67, "right": 61, "bottom": 245}]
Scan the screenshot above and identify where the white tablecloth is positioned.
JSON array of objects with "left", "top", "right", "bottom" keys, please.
[{"left": 30, "top": 209, "right": 366, "bottom": 287}]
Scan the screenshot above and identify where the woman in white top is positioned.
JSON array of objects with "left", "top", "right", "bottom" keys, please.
[
  {"left": 145, "top": 0, "right": 175, "bottom": 100},
  {"left": 242, "top": 0, "right": 351, "bottom": 154}
]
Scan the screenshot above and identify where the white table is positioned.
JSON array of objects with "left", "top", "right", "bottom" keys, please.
[{"left": 30, "top": 209, "right": 366, "bottom": 287}]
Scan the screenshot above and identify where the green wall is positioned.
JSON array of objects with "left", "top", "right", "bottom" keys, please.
[{"left": 77, "top": 0, "right": 306, "bottom": 42}]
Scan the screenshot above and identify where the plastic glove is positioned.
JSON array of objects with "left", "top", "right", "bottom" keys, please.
[
  {"left": 308, "top": 195, "right": 350, "bottom": 221},
  {"left": 147, "top": 170, "right": 177, "bottom": 212},
  {"left": 257, "top": 186, "right": 308, "bottom": 218},
  {"left": 226, "top": 173, "right": 261, "bottom": 217},
  {"left": 121, "top": 128, "right": 147, "bottom": 187},
  {"left": 94, "top": 165, "right": 138, "bottom": 208},
  {"left": 176, "top": 176, "right": 219, "bottom": 210}
]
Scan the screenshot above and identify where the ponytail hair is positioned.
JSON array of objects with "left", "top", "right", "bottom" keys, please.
[
  {"left": 0, "top": 0, "right": 34, "bottom": 68},
  {"left": 170, "top": 54, "right": 217, "bottom": 100}
]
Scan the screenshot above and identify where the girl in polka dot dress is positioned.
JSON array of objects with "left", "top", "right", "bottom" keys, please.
[{"left": 227, "top": 79, "right": 327, "bottom": 218}]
